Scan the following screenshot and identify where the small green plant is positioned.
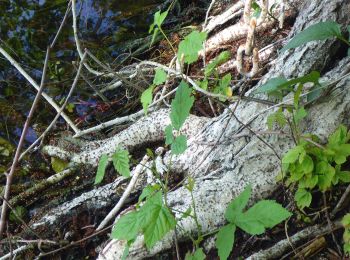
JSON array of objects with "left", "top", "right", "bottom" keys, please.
[
  {"left": 141, "top": 67, "right": 167, "bottom": 114},
  {"left": 342, "top": 213, "right": 350, "bottom": 255},
  {"left": 112, "top": 190, "right": 176, "bottom": 250},
  {"left": 95, "top": 148, "right": 131, "bottom": 184},
  {"left": 282, "top": 125, "right": 350, "bottom": 208},
  {"left": 215, "top": 185, "right": 291, "bottom": 260}
]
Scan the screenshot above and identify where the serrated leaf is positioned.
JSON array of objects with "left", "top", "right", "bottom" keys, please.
[
  {"left": 165, "top": 125, "right": 174, "bottom": 145},
  {"left": 153, "top": 68, "right": 167, "bottom": 85},
  {"left": 112, "top": 149, "right": 130, "bottom": 178},
  {"left": 111, "top": 211, "right": 140, "bottom": 241},
  {"left": 316, "top": 161, "right": 335, "bottom": 191},
  {"left": 282, "top": 145, "right": 304, "bottom": 164},
  {"left": 295, "top": 188, "right": 312, "bottom": 209},
  {"left": 185, "top": 248, "right": 206, "bottom": 260},
  {"left": 328, "top": 124, "right": 348, "bottom": 146},
  {"left": 51, "top": 157, "right": 68, "bottom": 173},
  {"left": 178, "top": 30, "right": 207, "bottom": 64},
  {"left": 171, "top": 134, "right": 187, "bottom": 155},
  {"left": 338, "top": 170, "right": 350, "bottom": 183},
  {"left": 215, "top": 223, "right": 236, "bottom": 260},
  {"left": 95, "top": 154, "right": 109, "bottom": 184},
  {"left": 225, "top": 185, "right": 252, "bottom": 223},
  {"left": 139, "top": 192, "right": 177, "bottom": 249},
  {"left": 234, "top": 198, "right": 291, "bottom": 235},
  {"left": 234, "top": 214, "right": 266, "bottom": 235},
  {"left": 138, "top": 184, "right": 160, "bottom": 203},
  {"left": 141, "top": 85, "right": 154, "bottom": 114},
  {"left": 170, "top": 81, "right": 194, "bottom": 130},
  {"left": 281, "top": 21, "right": 342, "bottom": 52}
]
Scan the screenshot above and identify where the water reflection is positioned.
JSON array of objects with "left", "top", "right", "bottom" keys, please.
[{"left": 0, "top": 0, "right": 162, "bottom": 165}]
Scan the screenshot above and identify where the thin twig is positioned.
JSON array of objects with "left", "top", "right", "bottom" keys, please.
[
  {"left": 50, "top": 0, "right": 72, "bottom": 48},
  {"left": 97, "top": 155, "right": 150, "bottom": 231},
  {"left": 0, "top": 46, "right": 78, "bottom": 133},
  {"left": 0, "top": 48, "right": 50, "bottom": 239},
  {"left": 18, "top": 51, "right": 88, "bottom": 160}
]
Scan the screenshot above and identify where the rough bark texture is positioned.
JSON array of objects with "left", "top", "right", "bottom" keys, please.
[
  {"left": 97, "top": 0, "right": 350, "bottom": 258},
  {"left": 26, "top": 0, "right": 350, "bottom": 258}
]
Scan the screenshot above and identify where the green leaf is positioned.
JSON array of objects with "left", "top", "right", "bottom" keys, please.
[
  {"left": 165, "top": 125, "right": 174, "bottom": 145},
  {"left": 185, "top": 248, "right": 206, "bottom": 260},
  {"left": 138, "top": 184, "right": 160, "bottom": 203},
  {"left": 307, "top": 84, "right": 323, "bottom": 103},
  {"left": 198, "top": 79, "right": 208, "bottom": 91},
  {"left": 338, "top": 170, "right": 350, "bottom": 183},
  {"left": 299, "top": 155, "right": 314, "bottom": 173},
  {"left": 281, "top": 21, "right": 342, "bottom": 52},
  {"left": 205, "top": 51, "right": 231, "bottom": 77},
  {"left": 95, "top": 154, "right": 109, "bottom": 184},
  {"left": 9, "top": 206, "right": 27, "bottom": 223},
  {"left": 139, "top": 192, "right": 177, "bottom": 249},
  {"left": 216, "top": 73, "right": 232, "bottom": 99},
  {"left": 234, "top": 214, "right": 265, "bottom": 235},
  {"left": 328, "top": 124, "right": 349, "bottom": 146},
  {"left": 342, "top": 213, "right": 350, "bottom": 228},
  {"left": 153, "top": 68, "right": 167, "bottom": 85},
  {"left": 254, "top": 77, "right": 288, "bottom": 94},
  {"left": 235, "top": 200, "right": 291, "bottom": 235},
  {"left": 178, "top": 30, "right": 207, "bottom": 64},
  {"left": 267, "top": 109, "right": 287, "bottom": 130},
  {"left": 51, "top": 157, "right": 68, "bottom": 173},
  {"left": 111, "top": 211, "right": 141, "bottom": 241},
  {"left": 170, "top": 81, "right": 194, "bottom": 130},
  {"left": 149, "top": 10, "right": 168, "bottom": 32},
  {"left": 112, "top": 149, "right": 131, "bottom": 178},
  {"left": 316, "top": 161, "right": 335, "bottom": 191},
  {"left": 295, "top": 188, "right": 312, "bottom": 209},
  {"left": 215, "top": 223, "right": 236, "bottom": 260},
  {"left": 171, "top": 135, "right": 187, "bottom": 155},
  {"left": 282, "top": 145, "right": 305, "bottom": 164},
  {"left": 225, "top": 185, "right": 252, "bottom": 223},
  {"left": 255, "top": 71, "right": 320, "bottom": 96},
  {"left": 294, "top": 107, "right": 307, "bottom": 125},
  {"left": 141, "top": 85, "right": 154, "bottom": 114}
]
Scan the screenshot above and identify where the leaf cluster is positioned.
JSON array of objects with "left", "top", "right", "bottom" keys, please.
[
  {"left": 111, "top": 190, "right": 176, "bottom": 250},
  {"left": 282, "top": 125, "right": 350, "bottom": 208},
  {"left": 215, "top": 185, "right": 291, "bottom": 259},
  {"left": 95, "top": 148, "right": 131, "bottom": 185}
]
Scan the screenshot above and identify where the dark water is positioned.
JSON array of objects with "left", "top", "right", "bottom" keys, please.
[{"left": 0, "top": 0, "right": 163, "bottom": 169}]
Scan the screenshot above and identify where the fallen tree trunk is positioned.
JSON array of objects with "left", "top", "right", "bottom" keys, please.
[{"left": 23, "top": 0, "right": 350, "bottom": 258}]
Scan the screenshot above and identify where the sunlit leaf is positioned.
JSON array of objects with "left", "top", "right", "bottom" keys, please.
[
  {"left": 112, "top": 148, "right": 130, "bottom": 178},
  {"left": 178, "top": 31, "right": 207, "bottom": 64}
]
